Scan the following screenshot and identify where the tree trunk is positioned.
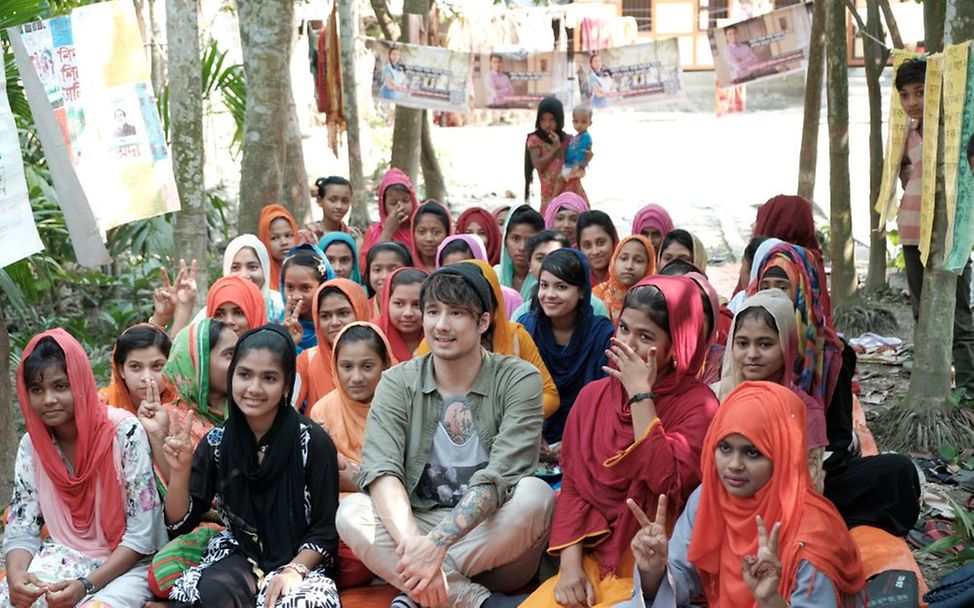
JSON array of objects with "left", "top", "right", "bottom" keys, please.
[
  {"left": 236, "top": 0, "right": 295, "bottom": 234},
  {"left": 0, "top": 299, "right": 17, "bottom": 504},
  {"left": 340, "top": 0, "right": 369, "bottom": 230},
  {"left": 924, "top": 0, "right": 946, "bottom": 52},
  {"left": 421, "top": 111, "right": 446, "bottom": 202},
  {"left": 826, "top": 0, "right": 856, "bottom": 306},
  {"left": 283, "top": 85, "right": 311, "bottom": 223},
  {"left": 370, "top": 0, "right": 401, "bottom": 41},
  {"left": 887, "top": 0, "right": 974, "bottom": 452},
  {"left": 388, "top": 0, "right": 429, "bottom": 185},
  {"left": 878, "top": 0, "right": 904, "bottom": 48},
  {"left": 864, "top": 0, "right": 889, "bottom": 292},
  {"left": 797, "top": 0, "right": 826, "bottom": 200},
  {"left": 167, "top": 0, "right": 208, "bottom": 308},
  {"left": 148, "top": 0, "right": 168, "bottom": 96}
]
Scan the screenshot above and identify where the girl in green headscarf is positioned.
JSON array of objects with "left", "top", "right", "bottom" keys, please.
[{"left": 494, "top": 204, "right": 545, "bottom": 298}]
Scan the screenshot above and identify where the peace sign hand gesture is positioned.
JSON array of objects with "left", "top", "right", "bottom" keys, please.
[
  {"left": 629, "top": 495, "right": 669, "bottom": 578},
  {"left": 283, "top": 295, "right": 304, "bottom": 345},
  {"left": 137, "top": 378, "right": 169, "bottom": 441},
  {"left": 152, "top": 266, "right": 177, "bottom": 325},
  {"left": 162, "top": 409, "right": 195, "bottom": 474},
  {"left": 174, "top": 259, "right": 199, "bottom": 307},
  {"left": 743, "top": 515, "right": 783, "bottom": 604}
]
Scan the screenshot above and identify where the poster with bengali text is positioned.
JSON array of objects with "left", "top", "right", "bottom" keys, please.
[
  {"left": 709, "top": 3, "right": 812, "bottom": 88},
  {"left": 472, "top": 51, "right": 570, "bottom": 109},
  {"left": 9, "top": 0, "right": 179, "bottom": 241},
  {"left": 370, "top": 40, "right": 471, "bottom": 112},
  {"left": 576, "top": 40, "right": 683, "bottom": 110},
  {"left": 0, "top": 75, "right": 44, "bottom": 268}
]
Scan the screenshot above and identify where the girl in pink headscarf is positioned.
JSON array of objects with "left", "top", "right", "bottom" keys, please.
[
  {"left": 544, "top": 192, "right": 589, "bottom": 246},
  {"left": 360, "top": 168, "right": 419, "bottom": 269},
  {"left": 632, "top": 203, "right": 675, "bottom": 254}
]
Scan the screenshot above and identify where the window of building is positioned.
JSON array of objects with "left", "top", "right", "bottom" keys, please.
[
  {"left": 622, "top": 0, "right": 654, "bottom": 32},
  {"left": 698, "top": 0, "right": 730, "bottom": 31}
]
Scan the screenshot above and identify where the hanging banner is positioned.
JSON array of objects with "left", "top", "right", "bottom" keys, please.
[
  {"left": 876, "top": 50, "right": 922, "bottom": 227},
  {"left": 369, "top": 39, "right": 471, "bottom": 112},
  {"left": 576, "top": 39, "right": 683, "bottom": 110},
  {"left": 919, "top": 53, "right": 944, "bottom": 265},
  {"left": 8, "top": 0, "right": 178, "bottom": 266},
  {"left": 947, "top": 44, "right": 974, "bottom": 272},
  {"left": 0, "top": 72, "right": 44, "bottom": 268},
  {"left": 471, "top": 51, "right": 570, "bottom": 109},
  {"left": 709, "top": 3, "right": 812, "bottom": 88}
]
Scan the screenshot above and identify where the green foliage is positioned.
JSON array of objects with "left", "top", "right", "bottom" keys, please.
[{"left": 922, "top": 493, "right": 974, "bottom": 566}]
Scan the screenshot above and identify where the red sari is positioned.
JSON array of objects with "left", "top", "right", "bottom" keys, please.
[{"left": 549, "top": 275, "right": 719, "bottom": 577}]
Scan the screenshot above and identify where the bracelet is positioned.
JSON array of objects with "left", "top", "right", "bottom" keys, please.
[
  {"left": 76, "top": 576, "right": 95, "bottom": 595},
  {"left": 283, "top": 563, "right": 310, "bottom": 578},
  {"left": 627, "top": 392, "right": 656, "bottom": 406}
]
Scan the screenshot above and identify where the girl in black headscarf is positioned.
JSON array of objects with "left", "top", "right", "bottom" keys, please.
[
  {"left": 524, "top": 96, "right": 587, "bottom": 209},
  {"left": 163, "top": 324, "right": 340, "bottom": 608}
]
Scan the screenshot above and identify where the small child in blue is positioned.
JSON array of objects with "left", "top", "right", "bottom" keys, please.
[{"left": 562, "top": 105, "right": 593, "bottom": 179}]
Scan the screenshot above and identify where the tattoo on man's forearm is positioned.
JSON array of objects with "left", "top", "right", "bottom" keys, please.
[{"left": 429, "top": 485, "right": 498, "bottom": 547}]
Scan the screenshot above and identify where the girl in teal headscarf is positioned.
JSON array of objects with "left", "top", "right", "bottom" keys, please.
[
  {"left": 494, "top": 204, "right": 545, "bottom": 299},
  {"left": 319, "top": 231, "right": 363, "bottom": 285}
]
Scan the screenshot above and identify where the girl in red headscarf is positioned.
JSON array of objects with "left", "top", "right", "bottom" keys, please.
[
  {"left": 521, "top": 276, "right": 718, "bottom": 608},
  {"left": 456, "top": 206, "right": 504, "bottom": 265},
  {"left": 206, "top": 275, "right": 268, "bottom": 336},
  {"left": 629, "top": 382, "right": 865, "bottom": 608},
  {"left": 361, "top": 168, "right": 420, "bottom": 269},
  {"left": 1, "top": 329, "right": 167, "bottom": 607},
  {"left": 258, "top": 204, "right": 300, "bottom": 291}
]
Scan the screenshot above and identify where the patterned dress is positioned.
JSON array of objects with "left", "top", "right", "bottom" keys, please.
[
  {"left": 526, "top": 133, "right": 587, "bottom": 210},
  {"left": 0, "top": 411, "right": 167, "bottom": 607},
  {"left": 167, "top": 422, "right": 340, "bottom": 608}
]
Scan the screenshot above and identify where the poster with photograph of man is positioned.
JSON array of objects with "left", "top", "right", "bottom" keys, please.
[
  {"left": 709, "top": 3, "right": 812, "bottom": 88},
  {"left": 577, "top": 39, "right": 683, "bottom": 110},
  {"left": 369, "top": 39, "right": 470, "bottom": 113},
  {"left": 472, "top": 51, "right": 569, "bottom": 109}
]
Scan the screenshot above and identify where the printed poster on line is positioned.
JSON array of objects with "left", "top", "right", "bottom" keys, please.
[
  {"left": 0, "top": 73, "right": 44, "bottom": 268},
  {"left": 471, "top": 51, "right": 570, "bottom": 109},
  {"left": 370, "top": 39, "right": 471, "bottom": 113},
  {"left": 709, "top": 3, "right": 812, "bottom": 89},
  {"left": 946, "top": 43, "right": 974, "bottom": 272},
  {"left": 8, "top": 0, "right": 179, "bottom": 242},
  {"left": 576, "top": 39, "right": 683, "bottom": 110}
]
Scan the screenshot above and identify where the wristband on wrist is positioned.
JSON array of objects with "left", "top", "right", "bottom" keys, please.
[
  {"left": 627, "top": 392, "right": 656, "bottom": 406},
  {"left": 76, "top": 576, "right": 95, "bottom": 595}
]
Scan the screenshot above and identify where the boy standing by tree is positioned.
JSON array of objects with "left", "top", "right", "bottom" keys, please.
[{"left": 896, "top": 58, "right": 974, "bottom": 399}]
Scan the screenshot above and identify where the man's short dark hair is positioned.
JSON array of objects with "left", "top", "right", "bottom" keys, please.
[
  {"left": 895, "top": 58, "right": 926, "bottom": 91},
  {"left": 420, "top": 273, "right": 486, "bottom": 317},
  {"left": 526, "top": 230, "right": 571, "bottom": 258}
]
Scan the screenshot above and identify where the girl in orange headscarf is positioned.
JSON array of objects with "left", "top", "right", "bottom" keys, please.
[
  {"left": 206, "top": 275, "right": 268, "bottom": 336},
  {"left": 295, "top": 278, "right": 370, "bottom": 409},
  {"left": 593, "top": 235, "right": 656, "bottom": 324},
  {"left": 99, "top": 323, "right": 179, "bottom": 415},
  {"left": 258, "top": 204, "right": 300, "bottom": 291},
  {"left": 629, "top": 382, "right": 865, "bottom": 607},
  {"left": 309, "top": 322, "right": 395, "bottom": 589}
]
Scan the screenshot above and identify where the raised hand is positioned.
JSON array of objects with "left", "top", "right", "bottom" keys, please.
[
  {"left": 603, "top": 337, "right": 658, "bottom": 399},
  {"left": 174, "top": 259, "right": 199, "bottom": 307},
  {"left": 283, "top": 296, "right": 304, "bottom": 345},
  {"left": 152, "top": 266, "right": 177, "bottom": 325},
  {"left": 629, "top": 495, "right": 669, "bottom": 577},
  {"left": 137, "top": 378, "right": 170, "bottom": 440},
  {"left": 162, "top": 409, "right": 195, "bottom": 474},
  {"left": 742, "top": 516, "right": 783, "bottom": 604}
]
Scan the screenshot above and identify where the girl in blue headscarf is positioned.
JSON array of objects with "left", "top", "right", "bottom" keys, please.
[
  {"left": 319, "top": 231, "right": 362, "bottom": 285},
  {"left": 518, "top": 248, "right": 614, "bottom": 456},
  {"left": 279, "top": 243, "right": 335, "bottom": 353}
]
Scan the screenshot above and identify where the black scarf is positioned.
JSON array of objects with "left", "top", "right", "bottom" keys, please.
[{"left": 219, "top": 325, "right": 306, "bottom": 573}]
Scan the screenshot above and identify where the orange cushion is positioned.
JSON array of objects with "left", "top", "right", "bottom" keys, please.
[{"left": 851, "top": 525, "right": 928, "bottom": 607}]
